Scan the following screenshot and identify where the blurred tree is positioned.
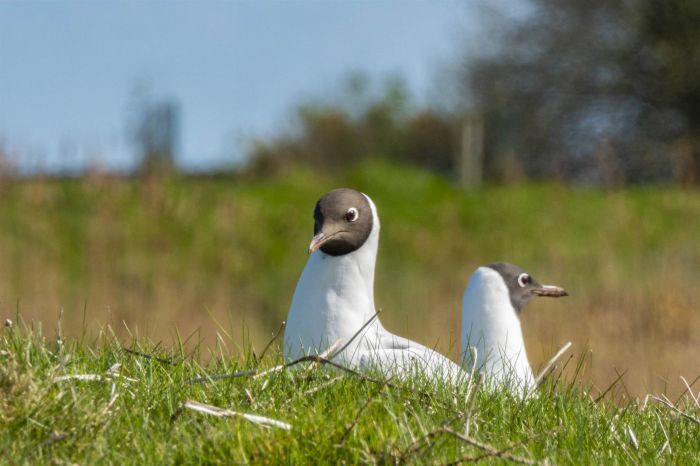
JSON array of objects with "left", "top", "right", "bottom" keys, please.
[
  {"left": 464, "top": 0, "right": 699, "bottom": 184},
  {"left": 245, "top": 77, "right": 460, "bottom": 177},
  {"left": 297, "top": 106, "right": 361, "bottom": 171},
  {"left": 128, "top": 85, "right": 181, "bottom": 176},
  {"left": 404, "top": 111, "right": 456, "bottom": 175},
  {"left": 0, "top": 136, "right": 17, "bottom": 181},
  {"left": 641, "top": 0, "right": 700, "bottom": 184},
  {"left": 360, "top": 78, "right": 408, "bottom": 163}
]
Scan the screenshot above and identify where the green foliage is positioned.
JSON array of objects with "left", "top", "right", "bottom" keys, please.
[
  {"left": 246, "top": 78, "right": 457, "bottom": 177},
  {"left": 464, "top": 0, "right": 700, "bottom": 184},
  {"left": 0, "top": 163, "right": 699, "bottom": 397},
  {"left": 128, "top": 84, "right": 181, "bottom": 176},
  {"left": 642, "top": 0, "right": 700, "bottom": 129},
  {"left": 639, "top": 0, "right": 700, "bottom": 185},
  {"left": 2, "top": 323, "right": 699, "bottom": 464}
]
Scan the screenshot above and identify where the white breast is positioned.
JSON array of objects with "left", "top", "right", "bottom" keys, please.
[
  {"left": 461, "top": 267, "right": 535, "bottom": 392},
  {"left": 283, "top": 194, "right": 467, "bottom": 385},
  {"left": 283, "top": 194, "right": 382, "bottom": 366}
]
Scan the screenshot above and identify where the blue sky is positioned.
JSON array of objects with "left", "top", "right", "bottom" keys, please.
[{"left": 0, "top": 1, "right": 486, "bottom": 172}]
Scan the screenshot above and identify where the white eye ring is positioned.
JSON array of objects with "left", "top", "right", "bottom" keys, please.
[
  {"left": 345, "top": 207, "right": 359, "bottom": 222},
  {"left": 517, "top": 273, "right": 530, "bottom": 288}
]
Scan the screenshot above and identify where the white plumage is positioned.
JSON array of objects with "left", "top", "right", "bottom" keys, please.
[
  {"left": 461, "top": 266, "right": 535, "bottom": 392},
  {"left": 461, "top": 263, "right": 567, "bottom": 395},
  {"left": 284, "top": 191, "right": 466, "bottom": 384}
]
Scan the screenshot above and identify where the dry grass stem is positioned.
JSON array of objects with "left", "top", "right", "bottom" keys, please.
[
  {"left": 181, "top": 400, "right": 292, "bottom": 430},
  {"left": 680, "top": 376, "right": 700, "bottom": 408},
  {"left": 463, "top": 347, "right": 478, "bottom": 403},
  {"left": 439, "top": 427, "right": 545, "bottom": 466},
  {"left": 653, "top": 410, "right": 672, "bottom": 456},
  {"left": 122, "top": 347, "right": 176, "bottom": 365},
  {"left": 329, "top": 312, "right": 380, "bottom": 360},
  {"left": 258, "top": 320, "right": 286, "bottom": 360},
  {"left": 626, "top": 426, "right": 639, "bottom": 450},
  {"left": 594, "top": 369, "right": 628, "bottom": 403},
  {"left": 649, "top": 395, "right": 700, "bottom": 426},
  {"left": 53, "top": 370, "right": 137, "bottom": 383},
  {"left": 535, "top": 341, "right": 572, "bottom": 387},
  {"left": 301, "top": 376, "right": 343, "bottom": 396}
]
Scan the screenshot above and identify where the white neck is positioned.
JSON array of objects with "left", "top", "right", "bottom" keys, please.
[
  {"left": 461, "top": 267, "right": 535, "bottom": 391},
  {"left": 283, "top": 195, "right": 382, "bottom": 360}
]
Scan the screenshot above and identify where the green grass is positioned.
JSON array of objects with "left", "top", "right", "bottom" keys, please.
[
  {"left": 1, "top": 160, "right": 700, "bottom": 397},
  {"left": 2, "top": 322, "right": 699, "bottom": 464}
]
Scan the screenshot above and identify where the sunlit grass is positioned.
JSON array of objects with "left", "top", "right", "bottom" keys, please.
[{"left": 2, "top": 321, "right": 699, "bottom": 464}]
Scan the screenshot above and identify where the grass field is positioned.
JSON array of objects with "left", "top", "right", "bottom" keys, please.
[
  {"left": 0, "top": 160, "right": 699, "bottom": 399},
  {"left": 2, "top": 323, "right": 700, "bottom": 464}
]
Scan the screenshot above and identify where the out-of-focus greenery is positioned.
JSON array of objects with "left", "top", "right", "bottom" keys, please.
[
  {"left": 463, "top": 0, "right": 700, "bottom": 184},
  {"left": 246, "top": 76, "right": 456, "bottom": 178},
  {"left": 242, "top": 1, "right": 700, "bottom": 186},
  {"left": 0, "top": 161, "right": 698, "bottom": 396}
]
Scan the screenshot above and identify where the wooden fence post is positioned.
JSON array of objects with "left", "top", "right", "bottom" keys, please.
[{"left": 459, "top": 114, "right": 484, "bottom": 187}]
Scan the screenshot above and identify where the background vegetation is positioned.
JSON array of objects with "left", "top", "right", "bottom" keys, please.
[
  {"left": 242, "top": 0, "right": 700, "bottom": 186},
  {"left": 1, "top": 162, "right": 698, "bottom": 398}
]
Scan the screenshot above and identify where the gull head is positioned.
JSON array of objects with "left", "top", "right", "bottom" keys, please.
[
  {"left": 308, "top": 188, "right": 375, "bottom": 256},
  {"left": 486, "top": 262, "right": 568, "bottom": 315}
]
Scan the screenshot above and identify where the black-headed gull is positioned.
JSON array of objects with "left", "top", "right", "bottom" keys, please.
[
  {"left": 284, "top": 188, "right": 465, "bottom": 384},
  {"left": 461, "top": 262, "right": 567, "bottom": 392}
]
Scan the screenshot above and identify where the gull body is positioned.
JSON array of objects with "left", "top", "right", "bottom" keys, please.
[
  {"left": 461, "top": 263, "right": 567, "bottom": 393},
  {"left": 283, "top": 188, "right": 465, "bottom": 384}
]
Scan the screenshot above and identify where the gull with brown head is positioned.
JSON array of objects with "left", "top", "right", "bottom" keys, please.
[
  {"left": 461, "top": 262, "right": 568, "bottom": 394},
  {"left": 284, "top": 188, "right": 466, "bottom": 384}
]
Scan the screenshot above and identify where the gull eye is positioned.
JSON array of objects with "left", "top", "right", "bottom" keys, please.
[
  {"left": 344, "top": 207, "right": 359, "bottom": 222},
  {"left": 517, "top": 273, "right": 531, "bottom": 288}
]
